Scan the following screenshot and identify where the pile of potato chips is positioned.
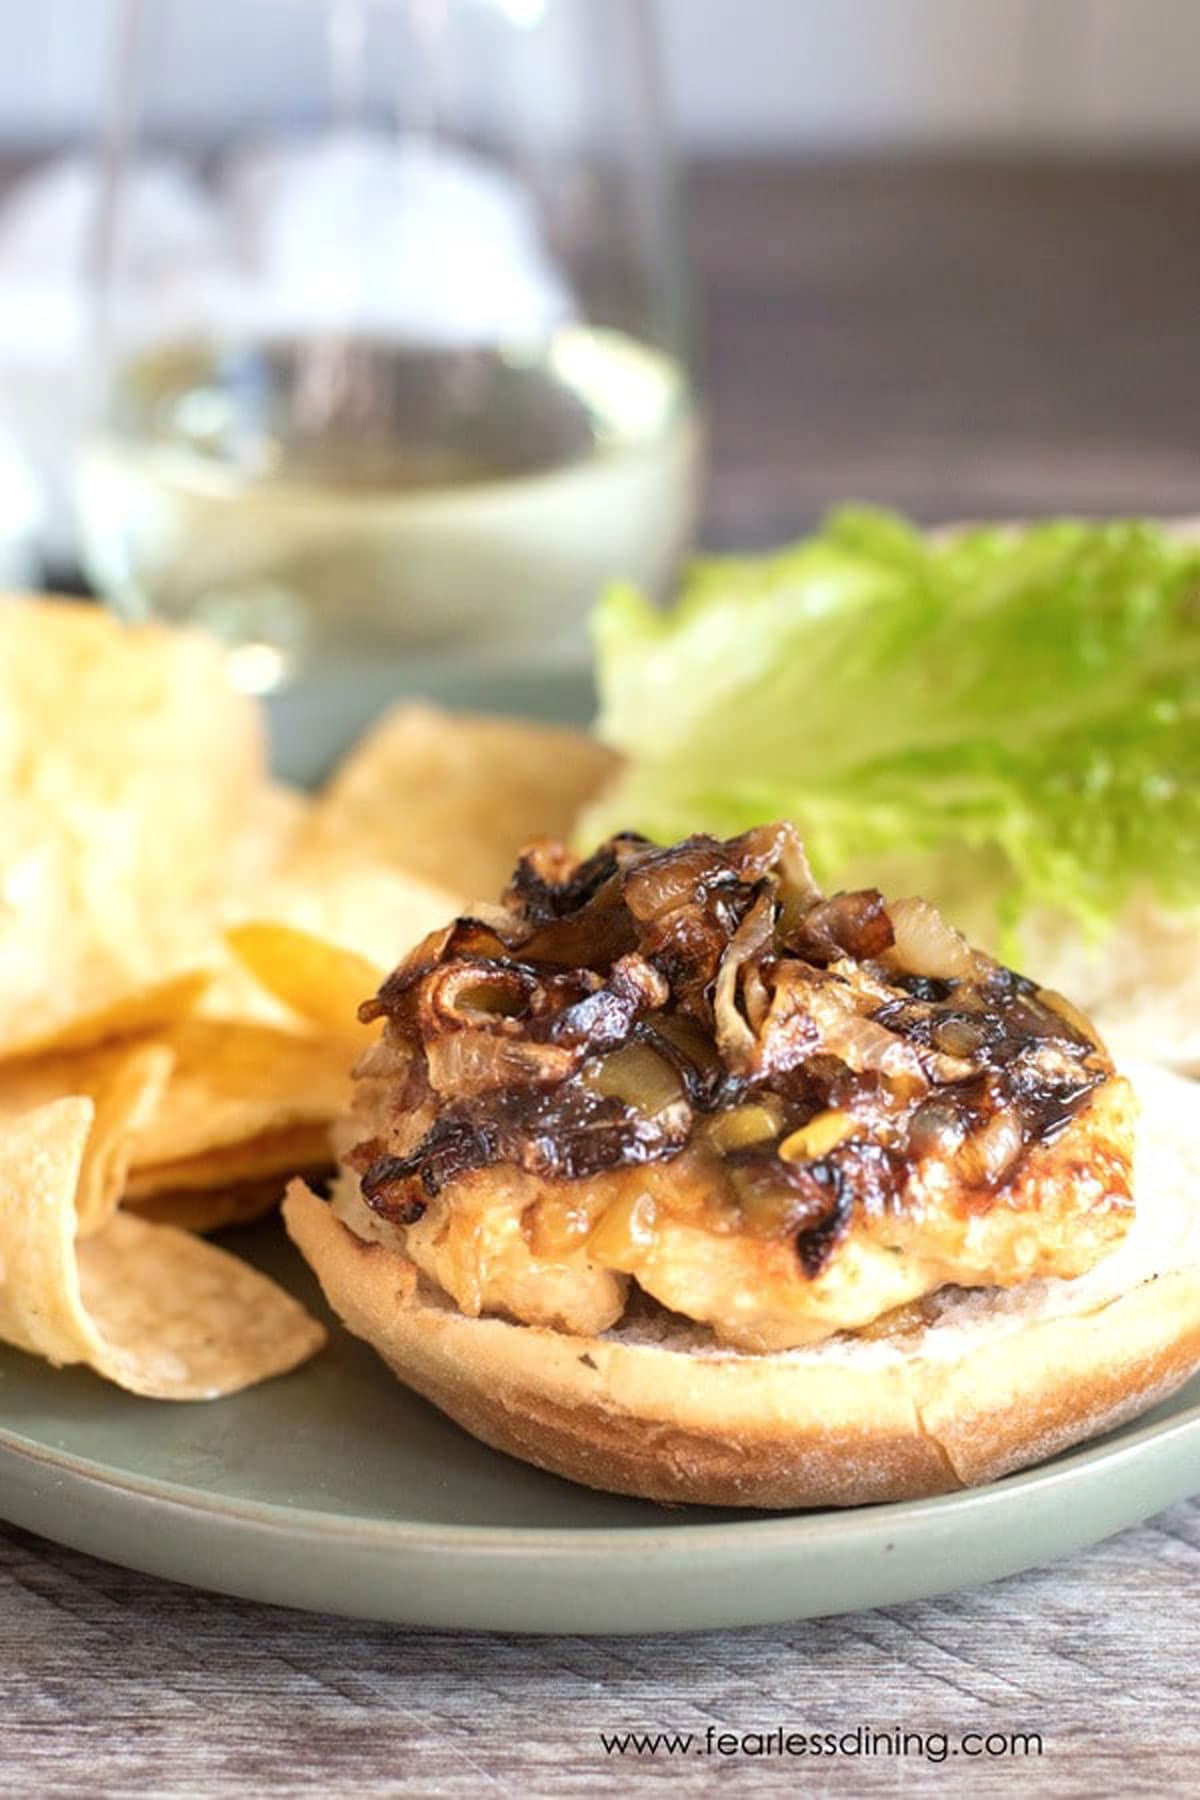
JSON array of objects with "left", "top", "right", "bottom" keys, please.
[{"left": 0, "top": 600, "right": 613, "bottom": 1401}]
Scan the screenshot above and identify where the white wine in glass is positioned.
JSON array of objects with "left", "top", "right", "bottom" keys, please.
[{"left": 80, "top": 0, "right": 701, "bottom": 695}]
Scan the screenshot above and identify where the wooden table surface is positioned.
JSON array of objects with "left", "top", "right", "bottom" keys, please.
[{"left": 4, "top": 157, "right": 1199, "bottom": 1796}]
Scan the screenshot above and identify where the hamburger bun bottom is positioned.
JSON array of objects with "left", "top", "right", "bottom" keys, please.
[{"left": 282, "top": 1062, "right": 1200, "bottom": 1509}]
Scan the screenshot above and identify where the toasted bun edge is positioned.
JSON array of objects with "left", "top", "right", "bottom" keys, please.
[{"left": 282, "top": 1179, "right": 1200, "bottom": 1510}]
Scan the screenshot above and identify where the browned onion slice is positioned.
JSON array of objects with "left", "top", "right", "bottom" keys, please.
[
  {"left": 961, "top": 1108, "right": 1025, "bottom": 1184},
  {"left": 424, "top": 1029, "right": 577, "bottom": 1097},
  {"left": 887, "top": 896, "right": 978, "bottom": 981},
  {"left": 713, "top": 892, "right": 777, "bottom": 1065}
]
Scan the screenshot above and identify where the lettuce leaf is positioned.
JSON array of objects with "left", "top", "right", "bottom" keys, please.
[{"left": 582, "top": 509, "right": 1200, "bottom": 950}]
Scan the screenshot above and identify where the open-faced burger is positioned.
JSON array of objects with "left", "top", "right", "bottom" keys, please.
[{"left": 285, "top": 825, "right": 1200, "bottom": 1508}]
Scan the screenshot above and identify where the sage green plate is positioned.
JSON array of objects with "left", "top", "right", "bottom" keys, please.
[
  {"left": 0, "top": 1219, "right": 1198, "bottom": 1633},
  {"left": 0, "top": 667, "right": 1197, "bottom": 1633}
]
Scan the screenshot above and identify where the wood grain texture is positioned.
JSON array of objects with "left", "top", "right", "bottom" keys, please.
[
  {"left": 3, "top": 157, "right": 1199, "bottom": 1794},
  {"left": 693, "top": 156, "right": 1200, "bottom": 543},
  {"left": 1, "top": 1505, "right": 1198, "bottom": 1795}
]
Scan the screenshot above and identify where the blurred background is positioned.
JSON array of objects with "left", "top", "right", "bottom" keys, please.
[
  {"left": 11, "top": 0, "right": 1200, "bottom": 155},
  {"left": 0, "top": 0, "right": 1197, "bottom": 694}
]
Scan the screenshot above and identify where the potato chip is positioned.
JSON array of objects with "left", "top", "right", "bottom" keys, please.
[
  {"left": 8, "top": 971, "right": 212, "bottom": 1063},
  {"left": 227, "top": 923, "right": 384, "bottom": 1045},
  {"left": 193, "top": 952, "right": 301, "bottom": 1030},
  {"left": 310, "top": 702, "right": 618, "bottom": 900},
  {"left": 0, "top": 1097, "right": 324, "bottom": 1397},
  {"left": 126, "top": 1122, "right": 334, "bottom": 1201},
  {"left": 225, "top": 841, "right": 456, "bottom": 1039},
  {"left": 229, "top": 841, "right": 458, "bottom": 971},
  {"left": 187, "top": 784, "right": 319, "bottom": 1030},
  {"left": 224, "top": 780, "right": 311, "bottom": 894},
  {"left": 0, "top": 1040, "right": 174, "bottom": 1234},
  {"left": 129, "top": 1018, "right": 349, "bottom": 1173},
  {"left": 0, "top": 601, "right": 264, "bottom": 1058}
]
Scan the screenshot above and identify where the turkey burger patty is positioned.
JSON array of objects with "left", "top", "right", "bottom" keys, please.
[{"left": 340, "top": 825, "right": 1133, "bottom": 1352}]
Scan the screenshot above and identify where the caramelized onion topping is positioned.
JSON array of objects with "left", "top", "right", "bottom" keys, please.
[
  {"left": 886, "top": 895, "right": 977, "bottom": 981},
  {"left": 354, "top": 824, "right": 1116, "bottom": 1275}
]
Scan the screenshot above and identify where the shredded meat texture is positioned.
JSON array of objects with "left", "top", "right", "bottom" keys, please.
[{"left": 346, "top": 824, "right": 1135, "bottom": 1350}]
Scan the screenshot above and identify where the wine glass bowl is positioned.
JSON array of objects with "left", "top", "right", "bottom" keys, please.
[{"left": 79, "top": 0, "right": 701, "bottom": 694}]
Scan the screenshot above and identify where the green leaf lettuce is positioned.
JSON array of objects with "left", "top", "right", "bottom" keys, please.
[{"left": 582, "top": 509, "right": 1200, "bottom": 953}]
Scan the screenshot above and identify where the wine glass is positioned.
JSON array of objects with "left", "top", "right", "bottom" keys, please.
[{"left": 79, "top": 0, "right": 701, "bottom": 696}]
